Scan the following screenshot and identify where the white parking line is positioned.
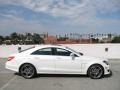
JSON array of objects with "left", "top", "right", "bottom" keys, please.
[{"left": 0, "top": 76, "right": 17, "bottom": 90}]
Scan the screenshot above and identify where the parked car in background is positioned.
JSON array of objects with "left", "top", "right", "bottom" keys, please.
[{"left": 6, "top": 45, "right": 110, "bottom": 79}]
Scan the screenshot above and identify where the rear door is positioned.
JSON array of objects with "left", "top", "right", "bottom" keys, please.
[{"left": 31, "top": 47, "right": 55, "bottom": 73}]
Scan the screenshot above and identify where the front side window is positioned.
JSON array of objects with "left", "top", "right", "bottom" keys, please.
[
  {"left": 54, "top": 48, "right": 71, "bottom": 56},
  {"left": 31, "top": 48, "right": 52, "bottom": 55}
]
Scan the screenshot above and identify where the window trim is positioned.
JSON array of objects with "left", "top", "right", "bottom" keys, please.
[
  {"left": 53, "top": 47, "right": 77, "bottom": 57},
  {"left": 31, "top": 47, "right": 79, "bottom": 57}
]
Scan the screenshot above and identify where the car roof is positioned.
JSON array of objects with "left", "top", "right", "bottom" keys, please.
[
  {"left": 20, "top": 44, "right": 68, "bottom": 54},
  {"left": 34, "top": 44, "right": 67, "bottom": 49},
  {"left": 19, "top": 44, "right": 80, "bottom": 56}
]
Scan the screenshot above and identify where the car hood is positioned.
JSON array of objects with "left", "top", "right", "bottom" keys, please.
[{"left": 80, "top": 55, "right": 107, "bottom": 62}]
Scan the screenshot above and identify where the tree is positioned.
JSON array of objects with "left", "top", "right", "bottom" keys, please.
[
  {"left": 111, "top": 36, "right": 120, "bottom": 43},
  {"left": 25, "top": 33, "right": 33, "bottom": 44},
  {"left": 108, "top": 34, "right": 112, "bottom": 39},
  {"left": 4, "top": 36, "right": 11, "bottom": 45},
  {"left": 18, "top": 34, "right": 26, "bottom": 45},
  {"left": 33, "top": 33, "right": 44, "bottom": 44},
  {"left": 0, "top": 35, "right": 4, "bottom": 44},
  {"left": 91, "top": 38, "right": 99, "bottom": 43},
  {"left": 4, "top": 36, "right": 10, "bottom": 40},
  {"left": 10, "top": 32, "right": 19, "bottom": 44}
]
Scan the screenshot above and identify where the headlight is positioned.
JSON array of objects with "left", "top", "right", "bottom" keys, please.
[{"left": 103, "top": 61, "right": 109, "bottom": 65}]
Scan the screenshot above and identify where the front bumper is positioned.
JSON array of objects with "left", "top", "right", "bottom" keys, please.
[{"left": 104, "top": 65, "right": 110, "bottom": 75}]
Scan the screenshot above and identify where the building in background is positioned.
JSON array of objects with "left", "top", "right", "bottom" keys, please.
[{"left": 0, "top": 32, "right": 119, "bottom": 45}]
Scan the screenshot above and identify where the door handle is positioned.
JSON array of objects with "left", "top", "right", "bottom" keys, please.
[
  {"left": 56, "top": 57, "right": 62, "bottom": 59},
  {"left": 34, "top": 57, "right": 39, "bottom": 60}
]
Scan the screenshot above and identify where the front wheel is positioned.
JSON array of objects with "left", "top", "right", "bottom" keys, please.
[
  {"left": 19, "top": 63, "right": 36, "bottom": 79},
  {"left": 88, "top": 64, "right": 104, "bottom": 79}
]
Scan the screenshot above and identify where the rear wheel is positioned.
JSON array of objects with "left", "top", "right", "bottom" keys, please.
[
  {"left": 19, "top": 63, "right": 36, "bottom": 79},
  {"left": 88, "top": 64, "right": 104, "bottom": 79}
]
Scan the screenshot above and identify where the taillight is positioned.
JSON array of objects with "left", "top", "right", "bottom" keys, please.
[{"left": 8, "top": 56, "right": 15, "bottom": 61}]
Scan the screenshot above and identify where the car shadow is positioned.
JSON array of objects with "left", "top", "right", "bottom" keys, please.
[
  {"left": 103, "top": 70, "right": 113, "bottom": 78},
  {"left": 14, "top": 73, "right": 88, "bottom": 79},
  {"left": 35, "top": 74, "right": 88, "bottom": 78},
  {"left": 14, "top": 71, "right": 112, "bottom": 79}
]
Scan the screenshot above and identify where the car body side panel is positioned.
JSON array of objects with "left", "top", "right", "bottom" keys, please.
[
  {"left": 29, "top": 55, "right": 55, "bottom": 73},
  {"left": 54, "top": 56, "right": 82, "bottom": 74}
]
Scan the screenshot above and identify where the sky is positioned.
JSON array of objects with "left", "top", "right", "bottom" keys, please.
[{"left": 0, "top": 0, "right": 120, "bottom": 36}]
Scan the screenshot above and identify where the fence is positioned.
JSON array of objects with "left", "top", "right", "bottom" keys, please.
[{"left": 0, "top": 44, "right": 120, "bottom": 59}]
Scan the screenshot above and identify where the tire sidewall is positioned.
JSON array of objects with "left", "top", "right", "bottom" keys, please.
[
  {"left": 88, "top": 64, "right": 104, "bottom": 79},
  {"left": 20, "top": 63, "right": 36, "bottom": 79}
]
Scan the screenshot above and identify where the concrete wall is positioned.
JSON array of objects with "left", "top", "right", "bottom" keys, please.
[{"left": 0, "top": 44, "right": 120, "bottom": 59}]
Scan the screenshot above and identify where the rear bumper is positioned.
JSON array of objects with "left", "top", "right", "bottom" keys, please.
[{"left": 5, "top": 61, "right": 19, "bottom": 72}]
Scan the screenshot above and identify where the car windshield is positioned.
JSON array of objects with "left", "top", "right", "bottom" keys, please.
[{"left": 66, "top": 47, "right": 80, "bottom": 55}]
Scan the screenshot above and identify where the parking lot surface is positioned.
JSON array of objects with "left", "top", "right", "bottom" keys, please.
[{"left": 0, "top": 59, "right": 120, "bottom": 90}]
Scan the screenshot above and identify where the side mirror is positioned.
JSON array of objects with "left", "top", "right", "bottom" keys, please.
[{"left": 70, "top": 53, "right": 75, "bottom": 60}]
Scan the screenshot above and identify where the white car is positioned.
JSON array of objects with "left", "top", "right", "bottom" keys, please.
[{"left": 5, "top": 45, "right": 110, "bottom": 79}]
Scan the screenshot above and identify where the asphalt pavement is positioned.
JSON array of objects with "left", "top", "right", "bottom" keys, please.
[{"left": 0, "top": 59, "right": 120, "bottom": 90}]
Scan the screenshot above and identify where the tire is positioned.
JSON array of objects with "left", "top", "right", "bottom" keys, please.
[
  {"left": 88, "top": 64, "right": 104, "bottom": 79},
  {"left": 19, "top": 63, "right": 36, "bottom": 79}
]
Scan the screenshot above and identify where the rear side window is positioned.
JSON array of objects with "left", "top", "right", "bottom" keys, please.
[{"left": 31, "top": 48, "right": 52, "bottom": 55}]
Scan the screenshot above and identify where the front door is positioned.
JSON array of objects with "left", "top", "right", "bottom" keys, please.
[{"left": 53, "top": 48, "right": 82, "bottom": 74}]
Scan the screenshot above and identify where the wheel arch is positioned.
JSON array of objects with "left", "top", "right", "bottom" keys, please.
[
  {"left": 87, "top": 63, "right": 104, "bottom": 75},
  {"left": 19, "top": 63, "right": 37, "bottom": 74}
]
